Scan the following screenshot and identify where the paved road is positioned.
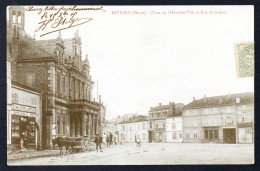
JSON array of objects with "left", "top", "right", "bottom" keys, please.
[{"left": 8, "top": 143, "right": 254, "bottom": 165}]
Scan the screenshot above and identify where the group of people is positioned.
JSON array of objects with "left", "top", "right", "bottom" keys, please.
[{"left": 94, "top": 132, "right": 120, "bottom": 152}]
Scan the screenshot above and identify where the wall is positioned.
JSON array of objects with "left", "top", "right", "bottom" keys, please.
[{"left": 166, "top": 117, "right": 183, "bottom": 142}]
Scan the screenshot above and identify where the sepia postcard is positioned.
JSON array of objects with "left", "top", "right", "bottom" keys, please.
[{"left": 6, "top": 5, "right": 254, "bottom": 165}]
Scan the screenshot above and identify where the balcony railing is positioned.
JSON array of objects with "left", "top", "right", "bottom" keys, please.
[{"left": 69, "top": 99, "right": 101, "bottom": 110}]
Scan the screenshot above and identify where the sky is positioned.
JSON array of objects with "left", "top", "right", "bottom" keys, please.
[{"left": 16, "top": 5, "right": 254, "bottom": 119}]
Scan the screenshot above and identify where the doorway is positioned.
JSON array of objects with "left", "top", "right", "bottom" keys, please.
[
  {"left": 148, "top": 131, "right": 152, "bottom": 143},
  {"left": 223, "top": 128, "right": 236, "bottom": 144}
]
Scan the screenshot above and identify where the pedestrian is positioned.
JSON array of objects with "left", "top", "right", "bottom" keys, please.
[
  {"left": 103, "top": 133, "right": 107, "bottom": 145},
  {"left": 114, "top": 136, "right": 117, "bottom": 145},
  {"left": 94, "top": 134, "right": 103, "bottom": 152},
  {"left": 136, "top": 135, "right": 141, "bottom": 147},
  {"left": 110, "top": 133, "right": 113, "bottom": 146},
  {"left": 106, "top": 134, "right": 110, "bottom": 147}
]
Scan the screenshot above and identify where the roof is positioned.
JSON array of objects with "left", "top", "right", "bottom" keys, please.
[
  {"left": 184, "top": 92, "right": 254, "bottom": 109},
  {"left": 119, "top": 115, "right": 148, "bottom": 124}
]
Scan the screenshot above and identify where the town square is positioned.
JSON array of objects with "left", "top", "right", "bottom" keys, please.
[{"left": 6, "top": 6, "right": 254, "bottom": 165}]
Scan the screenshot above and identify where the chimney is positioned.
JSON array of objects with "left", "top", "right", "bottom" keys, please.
[
  {"left": 204, "top": 95, "right": 206, "bottom": 103},
  {"left": 159, "top": 103, "right": 162, "bottom": 106},
  {"left": 169, "top": 102, "right": 171, "bottom": 105},
  {"left": 236, "top": 98, "right": 240, "bottom": 103},
  {"left": 193, "top": 97, "right": 195, "bottom": 101}
]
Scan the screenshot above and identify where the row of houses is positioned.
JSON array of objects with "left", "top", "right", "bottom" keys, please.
[{"left": 105, "top": 92, "right": 254, "bottom": 144}]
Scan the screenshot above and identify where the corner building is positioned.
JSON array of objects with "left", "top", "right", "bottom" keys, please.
[
  {"left": 7, "top": 6, "right": 101, "bottom": 149},
  {"left": 182, "top": 92, "right": 254, "bottom": 144}
]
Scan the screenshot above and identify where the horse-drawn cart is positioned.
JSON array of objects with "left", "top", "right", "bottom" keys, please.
[{"left": 52, "top": 136, "right": 94, "bottom": 155}]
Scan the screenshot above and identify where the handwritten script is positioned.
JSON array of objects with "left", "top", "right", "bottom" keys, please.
[{"left": 26, "top": 6, "right": 104, "bottom": 37}]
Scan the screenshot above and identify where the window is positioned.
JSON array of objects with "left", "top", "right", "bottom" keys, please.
[
  {"left": 12, "top": 11, "right": 16, "bottom": 23},
  {"left": 142, "top": 123, "right": 145, "bottom": 129},
  {"left": 62, "top": 77, "right": 66, "bottom": 95},
  {"left": 205, "top": 130, "right": 208, "bottom": 139},
  {"left": 26, "top": 73, "right": 35, "bottom": 87},
  {"left": 172, "top": 123, "right": 175, "bottom": 129},
  {"left": 150, "top": 122, "right": 152, "bottom": 128},
  {"left": 63, "top": 117, "right": 66, "bottom": 135},
  {"left": 57, "top": 116, "right": 61, "bottom": 135},
  {"left": 156, "top": 124, "right": 158, "bottom": 129},
  {"left": 242, "top": 116, "right": 245, "bottom": 123},
  {"left": 138, "top": 124, "right": 140, "bottom": 130},
  {"left": 227, "top": 117, "right": 232, "bottom": 125},
  {"left": 173, "top": 132, "right": 176, "bottom": 139},
  {"left": 179, "top": 133, "right": 182, "bottom": 138},
  {"left": 214, "top": 130, "right": 219, "bottom": 139},
  {"left": 163, "top": 123, "right": 165, "bottom": 128},
  {"left": 12, "top": 93, "right": 18, "bottom": 103},
  {"left": 186, "top": 133, "right": 189, "bottom": 139},
  {"left": 17, "top": 12, "right": 22, "bottom": 23},
  {"left": 57, "top": 74, "right": 60, "bottom": 95},
  {"left": 194, "top": 132, "right": 197, "bottom": 138}
]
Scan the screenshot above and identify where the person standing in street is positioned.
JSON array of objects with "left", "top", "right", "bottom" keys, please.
[
  {"left": 106, "top": 134, "right": 110, "bottom": 147},
  {"left": 94, "top": 134, "right": 103, "bottom": 152},
  {"left": 110, "top": 132, "right": 113, "bottom": 146}
]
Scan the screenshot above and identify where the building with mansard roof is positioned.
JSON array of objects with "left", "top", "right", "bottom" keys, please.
[
  {"left": 182, "top": 92, "right": 254, "bottom": 144},
  {"left": 7, "top": 6, "right": 103, "bottom": 149}
]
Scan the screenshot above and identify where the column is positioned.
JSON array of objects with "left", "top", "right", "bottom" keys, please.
[
  {"left": 75, "top": 117, "right": 80, "bottom": 137},
  {"left": 82, "top": 113, "right": 86, "bottom": 136},
  {"left": 86, "top": 113, "right": 89, "bottom": 135},
  {"left": 90, "top": 114, "right": 93, "bottom": 136},
  {"left": 92, "top": 115, "right": 95, "bottom": 135},
  {"left": 71, "top": 116, "right": 75, "bottom": 137}
]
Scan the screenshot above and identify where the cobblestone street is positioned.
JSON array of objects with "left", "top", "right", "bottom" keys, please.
[{"left": 8, "top": 143, "right": 254, "bottom": 165}]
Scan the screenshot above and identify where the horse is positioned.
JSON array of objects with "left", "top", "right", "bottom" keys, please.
[{"left": 52, "top": 137, "right": 72, "bottom": 155}]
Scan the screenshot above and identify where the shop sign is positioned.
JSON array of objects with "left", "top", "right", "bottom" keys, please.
[
  {"left": 12, "top": 104, "right": 37, "bottom": 113},
  {"left": 11, "top": 110, "right": 36, "bottom": 117},
  {"left": 238, "top": 122, "right": 253, "bottom": 128}
]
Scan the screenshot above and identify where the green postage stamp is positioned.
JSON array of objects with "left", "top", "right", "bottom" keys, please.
[{"left": 235, "top": 42, "right": 254, "bottom": 78}]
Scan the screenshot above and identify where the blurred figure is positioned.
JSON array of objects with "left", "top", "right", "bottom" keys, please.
[
  {"left": 106, "top": 134, "right": 110, "bottom": 147},
  {"left": 94, "top": 134, "right": 103, "bottom": 152},
  {"left": 110, "top": 132, "right": 113, "bottom": 146},
  {"left": 136, "top": 135, "right": 141, "bottom": 147}
]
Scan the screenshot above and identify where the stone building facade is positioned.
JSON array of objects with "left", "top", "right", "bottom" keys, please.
[
  {"left": 7, "top": 6, "right": 102, "bottom": 149},
  {"left": 117, "top": 116, "right": 148, "bottom": 143},
  {"left": 147, "top": 102, "right": 184, "bottom": 143},
  {"left": 182, "top": 92, "right": 254, "bottom": 144}
]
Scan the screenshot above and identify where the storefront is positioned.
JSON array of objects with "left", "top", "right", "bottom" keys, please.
[
  {"left": 9, "top": 83, "right": 42, "bottom": 150},
  {"left": 238, "top": 123, "right": 253, "bottom": 144},
  {"left": 203, "top": 126, "right": 221, "bottom": 143}
]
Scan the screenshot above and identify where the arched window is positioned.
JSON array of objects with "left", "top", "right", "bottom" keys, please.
[{"left": 12, "top": 11, "right": 16, "bottom": 23}]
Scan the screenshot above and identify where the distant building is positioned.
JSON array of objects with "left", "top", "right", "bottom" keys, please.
[
  {"left": 117, "top": 115, "right": 148, "bottom": 143},
  {"left": 182, "top": 92, "right": 254, "bottom": 144},
  {"left": 148, "top": 102, "right": 184, "bottom": 143}
]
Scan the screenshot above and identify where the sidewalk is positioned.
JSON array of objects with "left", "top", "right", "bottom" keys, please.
[{"left": 7, "top": 149, "right": 63, "bottom": 161}]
